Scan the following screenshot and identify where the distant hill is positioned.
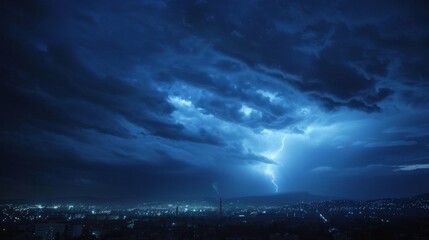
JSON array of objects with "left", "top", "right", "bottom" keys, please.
[
  {"left": 412, "top": 193, "right": 429, "bottom": 200},
  {"left": 0, "top": 198, "right": 29, "bottom": 205},
  {"left": 1, "top": 192, "right": 428, "bottom": 206},
  {"left": 228, "top": 192, "right": 336, "bottom": 206},
  {"left": 0, "top": 193, "right": 331, "bottom": 206},
  {"left": 0, "top": 196, "right": 108, "bottom": 205}
]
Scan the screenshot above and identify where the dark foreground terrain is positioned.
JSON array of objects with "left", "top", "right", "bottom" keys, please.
[{"left": 1, "top": 193, "right": 429, "bottom": 239}]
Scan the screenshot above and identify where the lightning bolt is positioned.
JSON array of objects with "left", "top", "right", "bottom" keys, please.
[
  {"left": 265, "top": 166, "right": 278, "bottom": 193},
  {"left": 264, "top": 135, "right": 286, "bottom": 193}
]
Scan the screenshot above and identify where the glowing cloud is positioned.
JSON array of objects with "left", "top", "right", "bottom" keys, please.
[{"left": 395, "top": 164, "right": 429, "bottom": 171}]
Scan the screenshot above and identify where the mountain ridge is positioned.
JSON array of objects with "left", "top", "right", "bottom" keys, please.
[{"left": 1, "top": 192, "right": 428, "bottom": 205}]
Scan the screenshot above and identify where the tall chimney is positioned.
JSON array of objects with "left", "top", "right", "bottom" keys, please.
[
  {"left": 176, "top": 206, "right": 178, "bottom": 216},
  {"left": 219, "top": 197, "right": 222, "bottom": 217}
]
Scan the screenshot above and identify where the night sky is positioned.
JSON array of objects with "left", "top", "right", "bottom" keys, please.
[{"left": 1, "top": 0, "right": 429, "bottom": 201}]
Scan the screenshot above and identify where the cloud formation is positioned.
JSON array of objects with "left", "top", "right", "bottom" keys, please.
[{"left": 1, "top": 0, "right": 429, "bottom": 199}]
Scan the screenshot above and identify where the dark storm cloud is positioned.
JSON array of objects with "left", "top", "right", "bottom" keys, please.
[
  {"left": 1, "top": 0, "right": 429, "bottom": 199},
  {"left": 0, "top": 139, "right": 211, "bottom": 200},
  {"left": 1, "top": 17, "right": 225, "bottom": 145},
  {"left": 213, "top": 59, "right": 242, "bottom": 72},
  {"left": 0, "top": 130, "right": 270, "bottom": 199},
  {"left": 177, "top": 0, "right": 428, "bottom": 110}
]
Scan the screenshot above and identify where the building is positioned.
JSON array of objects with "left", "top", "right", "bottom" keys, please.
[
  {"left": 66, "top": 224, "right": 83, "bottom": 238},
  {"left": 35, "top": 223, "right": 65, "bottom": 240}
]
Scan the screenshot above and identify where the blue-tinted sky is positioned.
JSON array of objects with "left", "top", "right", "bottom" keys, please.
[{"left": 1, "top": 0, "right": 429, "bottom": 200}]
